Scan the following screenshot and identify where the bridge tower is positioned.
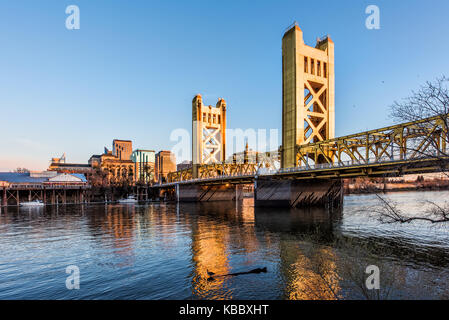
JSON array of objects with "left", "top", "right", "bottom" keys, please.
[
  {"left": 281, "top": 22, "right": 335, "bottom": 168},
  {"left": 192, "top": 94, "right": 227, "bottom": 178}
]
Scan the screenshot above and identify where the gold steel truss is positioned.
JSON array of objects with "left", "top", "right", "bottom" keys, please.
[
  {"left": 167, "top": 151, "right": 280, "bottom": 183},
  {"left": 296, "top": 115, "right": 449, "bottom": 167}
]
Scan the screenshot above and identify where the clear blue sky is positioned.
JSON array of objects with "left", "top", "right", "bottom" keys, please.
[{"left": 1, "top": 0, "right": 449, "bottom": 171}]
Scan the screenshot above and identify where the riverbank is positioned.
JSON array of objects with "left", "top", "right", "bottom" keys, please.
[{"left": 344, "top": 176, "right": 449, "bottom": 194}]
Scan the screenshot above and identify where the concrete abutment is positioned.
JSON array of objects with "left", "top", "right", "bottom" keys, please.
[
  {"left": 176, "top": 183, "right": 243, "bottom": 202},
  {"left": 254, "top": 177, "right": 343, "bottom": 208}
]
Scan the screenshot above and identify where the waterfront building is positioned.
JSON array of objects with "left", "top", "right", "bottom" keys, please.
[
  {"left": 48, "top": 162, "right": 92, "bottom": 174},
  {"left": 88, "top": 155, "right": 102, "bottom": 168},
  {"left": 88, "top": 139, "right": 135, "bottom": 185},
  {"left": 48, "top": 153, "right": 92, "bottom": 174},
  {"left": 131, "top": 149, "right": 155, "bottom": 184},
  {"left": 0, "top": 171, "right": 89, "bottom": 206},
  {"left": 48, "top": 139, "right": 164, "bottom": 186},
  {"left": 96, "top": 150, "right": 134, "bottom": 184},
  {"left": 0, "top": 171, "right": 88, "bottom": 189},
  {"left": 113, "top": 139, "right": 133, "bottom": 161},
  {"left": 155, "top": 151, "right": 176, "bottom": 183}
]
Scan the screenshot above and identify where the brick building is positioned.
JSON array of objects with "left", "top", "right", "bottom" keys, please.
[{"left": 155, "top": 151, "right": 176, "bottom": 183}]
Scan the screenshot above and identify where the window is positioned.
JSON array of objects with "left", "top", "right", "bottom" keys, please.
[
  {"left": 304, "top": 57, "right": 308, "bottom": 73},
  {"left": 311, "top": 59, "right": 315, "bottom": 75},
  {"left": 323, "top": 62, "right": 327, "bottom": 78},
  {"left": 317, "top": 61, "right": 321, "bottom": 77}
]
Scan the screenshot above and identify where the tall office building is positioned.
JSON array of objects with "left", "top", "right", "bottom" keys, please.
[
  {"left": 113, "top": 139, "right": 133, "bottom": 160},
  {"left": 131, "top": 149, "right": 155, "bottom": 183},
  {"left": 155, "top": 151, "right": 176, "bottom": 183}
]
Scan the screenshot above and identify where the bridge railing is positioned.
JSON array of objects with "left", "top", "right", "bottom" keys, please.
[{"left": 271, "top": 148, "right": 445, "bottom": 176}]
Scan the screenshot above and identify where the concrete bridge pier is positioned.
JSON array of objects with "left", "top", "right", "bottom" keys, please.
[
  {"left": 176, "top": 183, "right": 243, "bottom": 202},
  {"left": 158, "top": 187, "right": 175, "bottom": 201},
  {"left": 254, "top": 177, "right": 343, "bottom": 209}
]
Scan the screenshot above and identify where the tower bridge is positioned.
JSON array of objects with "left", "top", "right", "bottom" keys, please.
[{"left": 154, "top": 23, "right": 449, "bottom": 208}]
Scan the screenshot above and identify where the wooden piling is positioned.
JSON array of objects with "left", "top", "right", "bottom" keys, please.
[{"left": 2, "top": 188, "right": 6, "bottom": 206}]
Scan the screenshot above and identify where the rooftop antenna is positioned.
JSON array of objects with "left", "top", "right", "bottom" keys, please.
[
  {"left": 316, "top": 34, "right": 330, "bottom": 43},
  {"left": 284, "top": 20, "right": 299, "bottom": 33}
]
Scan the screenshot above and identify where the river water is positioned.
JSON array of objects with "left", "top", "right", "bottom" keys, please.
[{"left": 0, "top": 190, "right": 448, "bottom": 300}]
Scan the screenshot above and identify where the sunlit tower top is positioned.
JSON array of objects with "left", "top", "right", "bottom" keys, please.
[
  {"left": 192, "top": 94, "right": 227, "bottom": 178},
  {"left": 281, "top": 22, "right": 335, "bottom": 168}
]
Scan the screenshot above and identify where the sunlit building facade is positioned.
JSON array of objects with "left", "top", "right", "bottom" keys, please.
[
  {"left": 87, "top": 139, "right": 135, "bottom": 185},
  {"left": 131, "top": 149, "right": 155, "bottom": 184},
  {"left": 155, "top": 150, "right": 176, "bottom": 183},
  {"left": 113, "top": 139, "right": 133, "bottom": 161}
]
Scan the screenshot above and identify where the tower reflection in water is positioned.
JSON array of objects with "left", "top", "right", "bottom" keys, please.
[
  {"left": 187, "top": 198, "right": 343, "bottom": 300},
  {"left": 187, "top": 200, "right": 257, "bottom": 300}
]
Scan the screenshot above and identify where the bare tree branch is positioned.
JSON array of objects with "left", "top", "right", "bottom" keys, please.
[
  {"left": 367, "top": 77, "right": 449, "bottom": 224},
  {"left": 371, "top": 194, "right": 449, "bottom": 224}
]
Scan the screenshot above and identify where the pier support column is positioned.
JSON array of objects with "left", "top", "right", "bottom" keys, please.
[
  {"left": 254, "top": 177, "right": 343, "bottom": 208},
  {"left": 2, "top": 188, "right": 6, "bottom": 206},
  {"left": 157, "top": 188, "right": 164, "bottom": 201},
  {"left": 176, "top": 183, "right": 243, "bottom": 202},
  {"left": 2, "top": 188, "right": 8, "bottom": 207}
]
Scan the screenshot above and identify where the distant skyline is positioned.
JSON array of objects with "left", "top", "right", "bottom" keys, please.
[{"left": 1, "top": 0, "right": 449, "bottom": 171}]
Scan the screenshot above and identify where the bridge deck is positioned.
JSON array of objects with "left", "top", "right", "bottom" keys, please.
[{"left": 155, "top": 156, "right": 447, "bottom": 188}]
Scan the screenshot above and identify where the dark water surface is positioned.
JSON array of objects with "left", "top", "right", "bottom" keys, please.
[{"left": 1, "top": 190, "right": 449, "bottom": 300}]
